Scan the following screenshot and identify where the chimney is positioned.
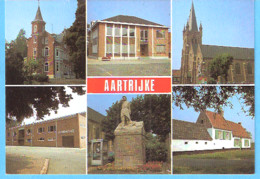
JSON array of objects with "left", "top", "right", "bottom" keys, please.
[{"left": 238, "top": 122, "right": 241, "bottom": 125}]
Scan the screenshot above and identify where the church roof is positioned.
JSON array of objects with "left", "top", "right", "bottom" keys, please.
[
  {"left": 201, "top": 45, "right": 254, "bottom": 60},
  {"left": 103, "top": 15, "right": 165, "bottom": 27},
  {"left": 188, "top": 2, "right": 198, "bottom": 32},
  {"left": 34, "top": 6, "right": 44, "bottom": 22},
  {"left": 172, "top": 119, "right": 212, "bottom": 140}
]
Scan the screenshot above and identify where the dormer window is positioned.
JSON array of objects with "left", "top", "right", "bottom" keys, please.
[{"left": 34, "top": 25, "right": 37, "bottom": 33}]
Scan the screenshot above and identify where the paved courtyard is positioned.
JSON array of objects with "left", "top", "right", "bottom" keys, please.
[
  {"left": 87, "top": 58, "right": 171, "bottom": 76},
  {"left": 6, "top": 146, "right": 86, "bottom": 174}
]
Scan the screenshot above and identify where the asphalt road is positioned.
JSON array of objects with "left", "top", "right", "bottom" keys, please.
[
  {"left": 87, "top": 59, "right": 171, "bottom": 76},
  {"left": 6, "top": 146, "right": 86, "bottom": 174}
]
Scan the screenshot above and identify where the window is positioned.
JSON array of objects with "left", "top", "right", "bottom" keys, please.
[
  {"left": 130, "top": 44, "right": 135, "bottom": 54},
  {"left": 56, "top": 49, "right": 59, "bottom": 57},
  {"left": 33, "top": 36, "right": 37, "bottom": 43},
  {"left": 38, "top": 127, "right": 44, "bottom": 133},
  {"left": 34, "top": 25, "right": 37, "bottom": 33},
  {"left": 48, "top": 125, "right": 56, "bottom": 132},
  {"left": 235, "top": 63, "right": 241, "bottom": 74},
  {"left": 115, "top": 26, "right": 120, "bottom": 37},
  {"left": 184, "top": 142, "right": 188, "bottom": 144},
  {"left": 247, "top": 63, "right": 253, "bottom": 74},
  {"left": 201, "top": 120, "right": 204, "bottom": 124},
  {"left": 156, "top": 45, "right": 166, "bottom": 53},
  {"left": 114, "top": 44, "right": 120, "bottom": 54},
  {"left": 141, "top": 30, "right": 148, "bottom": 40},
  {"left": 106, "top": 25, "right": 113, "bottom": 36},
  {"left": 44, "top": 63, "right": 49, "bottom": 72},
  {"left": 234, "top": 139, "right": 241, "bottom": 147},
  {"left": 56, "top": 63, "right": 59, "bottom": 72},
  {"left": 122, "top": 44, "right": 128, "bottom": 54},
  {"left": 122, "top": 27, "right": 128, "bottom": 37},
  {"left": 33, "top": 48, "right": 37, "bottom": 56},
  {"left": 106, "top": 44, "right": 112, "bottom": 54},
  {"left": 38, "top": 137, "right": 45, "bottom": 141},
  {"left": 45, "top": 38, "right": 48, "bottom": 44},
  {"left": 27, "top": 129, "right": 31, "bottom": 135},
  {"left": 156, "top": 30, "right": 165, "bottom": 38},
  {"left": 13, "top": 132, "right": 17, "bottom": 137},
  {"left": 130, "top": 27, "right": 135, "bottom": 37},
  {"left": 44, "top": 47, "right": 49, "bottom": 56},
  {"left": 244, "top": 139, "right": 249, "bottom": 147},
  {"left": 48, "top": 137, "right": 56, "bottom": 141}
]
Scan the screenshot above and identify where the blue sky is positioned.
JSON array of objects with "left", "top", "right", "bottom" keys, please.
[
  {"left": 172, "top": 89, "right": 255, "bottom": 141},
  {"left": 87, "top": 0, "right": 171, "bottom": 28},
  {"left": 5, "top": 0, "right": 77, "bottom": 42},
  {"left": 172, "top": 0, "right": 254, "bottom": 69}
]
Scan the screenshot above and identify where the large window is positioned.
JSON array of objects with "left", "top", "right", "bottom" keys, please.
[
  {"left": 130, "top": 27, "right": 135, "bottom": 37},
  {"left": 122, "top": 44, "right": 128, "bottom": 54},
  {"left": 38, "top": 127, "right": 44, "bottom": 133},
  {"left": 44, "top": 63, "right": 49, "bottom": 72},
  {"left": 156, "top": 45, "right": 166, "bottom": 53},
  {"left": 115, "top": 26, "right": 121, "bottom": 37},
  {"left": 215, "top": 130, "right": 231, "bottom": 140},
  {"left": 48, "top": 125, "right": 56, "bottom": 132},
  {"left": 141, "top": 30, "right": 148, "bottom": 41},
  {"left": 122, "top": 27, "right": 128, "bottom": 37},
  {"left": 156, "top": 30, "right": 165, "bottom": 39},
  {"left": 106, "top": 25, "right": 113, "bottom": 36},
  {"left": 44, "top": 47, "right": 49, "bottom": 56},
  {"left": 130, "top": 44, "right": 135, "bottom": 54},
  {"left": 106, "top": 44, "right": 112, "bottom": 54},
  {"left": 235, "top": 63, "right": 241, "bottom": 74}
]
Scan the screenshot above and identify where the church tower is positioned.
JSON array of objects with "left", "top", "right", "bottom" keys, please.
[{"left": 180, "top": 1, "right": 202, "bottom": 84}]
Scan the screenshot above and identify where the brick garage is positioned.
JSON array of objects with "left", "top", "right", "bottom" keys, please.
[{"left": 6, "top": 113, "right": 86, "bottom": 148}]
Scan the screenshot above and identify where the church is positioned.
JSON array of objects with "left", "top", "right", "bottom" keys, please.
[
  {"left": 179, "top": 2, "right": 254, "bottom": 84},
  {"left": 27, "top": 4, "right": 73, "bottom": 79}
]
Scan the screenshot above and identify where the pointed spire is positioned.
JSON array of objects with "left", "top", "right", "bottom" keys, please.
[
  {"left": 34, "top": 1, "right": 44, "bottom": 22},
  {"left": 188, "top": 0, "right": 198, "bottom": 32}
]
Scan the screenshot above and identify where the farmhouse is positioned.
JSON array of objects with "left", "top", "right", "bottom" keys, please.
[
  {"left": 172, "top": 110, "right": 251, "bottom": 152},
  {"left": 6, "top": 113, "right": 86, "bottom": 148},
  {"left": 88, "top": 15, "right": 170, "bottom": 60}
]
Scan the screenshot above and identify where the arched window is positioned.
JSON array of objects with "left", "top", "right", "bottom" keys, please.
[
  {"left": 247, "top": 63, "right": 252, "bottom": 74},
  {"left": 235, "top": 63, "right": 241, "bottom": 74},
  {"left": 44, "top": 63, "right": 49, "bottom": 72},
  {"left": 34, "top": 25, "right": 37, "bottom": 33},
  {"left": 44, "top": 47, "right": 49, "bottom": 56}
]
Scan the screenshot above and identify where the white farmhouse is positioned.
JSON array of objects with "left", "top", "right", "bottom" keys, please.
[{"left": 172, "top": 110, "right": 251, "bottom": 152}]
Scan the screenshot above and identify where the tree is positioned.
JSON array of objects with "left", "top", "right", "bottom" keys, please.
[
  {"left": 172, "top": 86, "right": 254, "bottom": 117},
  {"left": 102, "top": 95, "right": 171, "bottom": 141},
  {"left": 6, "top": 87, "right": 85, "bottom": 123},
  {"left": 13, "top": 29, "right": 28, "bottom": 58},
  {"left": 209, "top": 53, "right": 233, "bottom": 83},
  {"left": 64, "top": 0, "right": 85, "bottom": 79}
]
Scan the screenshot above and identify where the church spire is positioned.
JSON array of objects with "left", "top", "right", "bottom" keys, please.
[
  {"left": 188, "top": 1, "right": 198, "bottom": 32},
  {"left": 34, "top": 0, "right": 44, "bottom": 22}
]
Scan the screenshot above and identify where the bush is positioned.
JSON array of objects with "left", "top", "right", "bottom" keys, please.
[
  {"left": 33, "top": 74, "right": 49, "bottom": 82},
  {"left": 145, "top": 133, "right": 168, "bottom": 162}
]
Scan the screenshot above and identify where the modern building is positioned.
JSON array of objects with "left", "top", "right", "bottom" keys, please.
[
  {"left": 180, "top": 2, "right": 254, "bottom": 84},
  {"left": 6, "top": 113, "right": 86, "bottom": 148},
  {"left": 172, "top": 110, "right": 251, "bottom": 152},
  {"left": 26, "top": 4, "right": 73, "bottom": 79},
  {"left": 88, "top": 15, "right": 170, "bottom": 60}
]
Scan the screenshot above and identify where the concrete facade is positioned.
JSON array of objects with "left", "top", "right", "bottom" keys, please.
[{"left": 6, "top": 113, "right": 86, "bottom": 148}]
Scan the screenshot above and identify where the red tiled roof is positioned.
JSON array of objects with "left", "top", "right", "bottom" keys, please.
[
  {"left": 205, "top": 111, "right": 250, "bottom": 139},
  {"left": 172, "top": 70, "right": 181, "bottom": 77}
]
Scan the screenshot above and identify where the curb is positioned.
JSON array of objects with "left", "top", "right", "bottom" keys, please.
[{"left": 40, "top": 159, "right": 49, "bottom": 174}]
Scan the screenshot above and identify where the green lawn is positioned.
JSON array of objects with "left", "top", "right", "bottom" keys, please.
[{"left": 173, "top": 150, "right": 255, "bottom": 174}]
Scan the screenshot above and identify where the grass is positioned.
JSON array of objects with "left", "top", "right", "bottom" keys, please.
[{"left": 175, "top": 149, "right": 255, "bottom": 160}]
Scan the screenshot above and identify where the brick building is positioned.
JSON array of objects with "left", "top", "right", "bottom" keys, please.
[
  {"left": 180, "top": 2, "right": 254, "bottom": 84},
  {"left": 27, "top": 4, "right": 73, "bottom": 79},
  {"left": 88, "top": 15, "right": 170, "bottom": 60},
  {"left": 6, "top": 113, "right": 86, "bottom": 148}
]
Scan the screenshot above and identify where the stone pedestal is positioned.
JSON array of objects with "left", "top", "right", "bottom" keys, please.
[{"left": 114, "top": 121, "right": 146, "bottom": 167}]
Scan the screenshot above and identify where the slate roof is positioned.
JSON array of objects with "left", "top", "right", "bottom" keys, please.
[
  {"left": 172, "top": 119, "right": 212, "bottom": 140},
  {"left": 33, "top": 6, "right": 44, "bottom": 22},
  {"left": 201, "top": 45, "right": 254, "bottom": 60},
  {"left": 102, "top": 15, "right": 165, "bottom": 27},
  {"left": 205, "top": 111, "right": 250, "bottom": 138},
  {"left": 188, "top": 2, "right": 198, "bottom": 32},
  {"left": 87, "top": 107, "right": 105, "bottom": 124}
]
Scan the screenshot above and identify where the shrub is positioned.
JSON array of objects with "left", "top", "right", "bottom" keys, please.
[{"left": 33, "top": 74, "right": 49, "bottom": 82}]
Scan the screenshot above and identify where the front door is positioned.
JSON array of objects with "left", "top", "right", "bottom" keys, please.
[
  {"left": 140, "top": 44, "right": 148, "bottom": 57},
  {"left": 55, "top": 61, "right": 61, "bottom": 78},
  {"left": 62, "top": 136, "right": 74, "bottom": 147}
]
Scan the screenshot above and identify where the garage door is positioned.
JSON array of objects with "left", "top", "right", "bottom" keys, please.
[{"left": 62, "top": 136, "right": 74, "bottom": 147}]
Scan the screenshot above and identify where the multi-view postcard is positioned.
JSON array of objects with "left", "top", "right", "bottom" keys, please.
[{"left": 2, "top": 0, "right": 257, "bottom": 177}]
